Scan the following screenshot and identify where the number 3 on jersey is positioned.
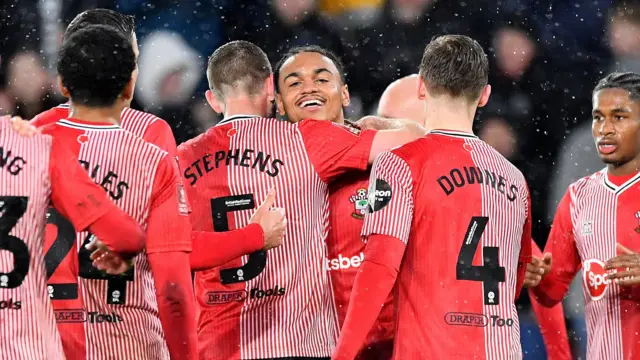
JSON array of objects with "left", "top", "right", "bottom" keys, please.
[
  {"left": 0, "top": 196, "right": 30, "bottom": 289},
  {"left": 210, "top": 194, "right": 266, "bottom": 285},
  {"left": 456, "top": 216, "right": 505, "bottom": 305}
]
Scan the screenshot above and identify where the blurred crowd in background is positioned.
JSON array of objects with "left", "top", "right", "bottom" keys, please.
[{"left": 3, "top": 0, "right": 637, "bottom": 358}]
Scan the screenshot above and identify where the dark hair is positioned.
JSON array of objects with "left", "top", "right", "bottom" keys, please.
[
  {"left": 207, "top": 40, "right": 272, "bottom": 99},
  {"left": 58, "top": 25, "right": 136, "bottom": 107},
  {"left": 64, "top": 9, "right": 135, "bottom": 42},
  {"left": 274, "top": 45, "right": 346, "bottom": 92},
  {"left": 419, "top": 35, "right": 489, "bottom": 102},
  {"left": 593, "top": 72, "right": 640, "bottom": 101}
]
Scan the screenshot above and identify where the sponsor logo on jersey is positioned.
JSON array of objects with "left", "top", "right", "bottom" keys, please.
[
  {"left": 54, "top": 309, "right": 123, "bottom": 323},
  {"left": 444, "top": 312, "right": 513, "bottom": 328},
  {"left": 349, "top": 188, "right": 369, "bottom": 219},
  {"left": 87, "top": 311, "right": 123, "bottom": 324},
  {"left": 55, "top": 309, "right": 86, "bottom": 323},
  {"left": 326, "top": 252, "right": 365, "bottom": 271},
  {"left": 444, "top": 312, "right": 487, "bottom": 327},
  {"left": 582, "top": 220, "right": 593, "bottom": 236},
  {"left": 205, "top": 290, "right": 247, "bottom": 304},
  {"left": 0, "top": 298, "right": 22, "bottom": 310},
  {"left": 250, "top": 285, "right": 286, "bottom": 299},
  {"left": 635, "top": 211, "right": 640, "bottom": 234},
  {"left": 367, "top": 179, "right": 392, "bottom": 212},
  {"left": 583, "top": 259, "right": 609, "bottom": 301}
]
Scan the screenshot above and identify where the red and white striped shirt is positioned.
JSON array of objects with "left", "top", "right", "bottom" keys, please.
[
  {"left": 0, "top": 120, "right": 111, "bottom": 360},
  {"left": 326, "top": 172, "right": 395, "bottom": 357},
  {"left": 177, "top": 115, "right": 376, "bottom": 360},
  {"left": 31, "top": 103, "right": 177, "bottom": 157},
  {"left": 40, "top": 118, "right": 192, "bottom": 360},
  {"left": 534, "top": 169, "right": 640, "bottom": 360},
  {"left": 361, "top": 130, "right": 531, "bottom": 359}
]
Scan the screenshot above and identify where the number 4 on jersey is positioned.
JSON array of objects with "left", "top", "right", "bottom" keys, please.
[{"left": 456, "top": 216, "right": 505, "bottom": 306}]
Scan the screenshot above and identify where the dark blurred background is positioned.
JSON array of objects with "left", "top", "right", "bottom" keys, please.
[{"left": 2, "top": 0, "right": 633, "bottom": 358}]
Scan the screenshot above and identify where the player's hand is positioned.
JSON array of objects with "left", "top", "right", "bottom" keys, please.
[
  {"left": 356, "top": 116, "right": 392, "bottom": 130},
  {"left": 524, "top": 253, "right": 552, "bottom": 287},
  {"left": 250, "top": 188, "right": 287, "bottom": 250},
  {"left": 8, "top": 116, "right": 39, "bottom": 137},
  {"left": 86, "top": 238, "right": 131, "bottom": 275},
  {"left": 605, "top": 243, "right": 640, "bottom": 286}
]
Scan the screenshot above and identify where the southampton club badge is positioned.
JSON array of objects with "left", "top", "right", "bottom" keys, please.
[
  {"left": 349, "top": 188, "right": 369, "bottom": 219},
  {"left": 636, "top": 211, "right": 640, "bottom": 234}
]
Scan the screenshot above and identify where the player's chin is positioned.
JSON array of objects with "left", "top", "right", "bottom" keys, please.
[
  {"left": 599, "top": 153, "right": 623, "bottom": 165},
  {"left": 298, "top": 109, "right": 330, "bottom": 122}
]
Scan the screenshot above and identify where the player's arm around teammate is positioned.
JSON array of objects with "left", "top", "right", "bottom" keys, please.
[
  {"left": 9, "top": 116, "right": 146, "bottom": 262},
  {"left": 144, "top": 154, "right": 198, "bottom": 360},
  {"left": 188, "top": 188, "right": 286, "bottom": 271}
]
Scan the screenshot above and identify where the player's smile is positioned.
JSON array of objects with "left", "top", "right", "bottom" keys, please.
[{"left": 296, "top": 96, "right": 326, "bottom": 113}]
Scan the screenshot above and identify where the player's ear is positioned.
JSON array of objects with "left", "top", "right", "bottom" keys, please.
[
  {"left": 57, "top": 76, "right": 70, "bottom": 99},
  {"left": 417, "top": 76, "right": 427, "bottom": 100},
  {"left": 121, "top": 76, "right": 135, "bottom": 103},
  {"left": 205, "top": 89, "right": 224, "bottom": 114},
  {"left": 265, "top": 74, "right": 275, "bottom": 103},
  {"left": 341, "top": 83, "right": 351, "bottom": 107},
  {"left": 275, "top": 92, "right": 286, "bottom": 116},
  {"left": 477, "top": 84, "right": 491, "bottom": 108}
]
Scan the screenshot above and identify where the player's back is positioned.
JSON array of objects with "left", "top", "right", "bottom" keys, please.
[
  {"left": 31, "top": 104, "right": 177, "bottom": 156},
  {"left": 41, "top": 118, "right": 171, "bottom": 359},
  {"left": 392, "top": 130, "right": 529, "bottom": 359},
  {"left": 179, "top": 116, "right": 349, "bottom": 359},
  {"left": 0, "top": 121, "right": 65, "bottom": 360}
]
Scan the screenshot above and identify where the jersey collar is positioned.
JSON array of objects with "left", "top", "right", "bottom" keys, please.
[
  {"left": 58, "top": 118, "right": 120, "bottom": 130},
  {"left": 602, "top": 168, "right": 640, "bottom": 195},
  {"left": 428, "top": 129, "right": 478, "bottom": 139},
  {"left": 217, "top": 114, "right": 260, "bottom": 126}
]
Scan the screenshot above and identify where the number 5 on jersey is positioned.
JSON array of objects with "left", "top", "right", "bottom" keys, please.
[
  {"left": 456, "top": 216, "right": 506, "bottom": 305},
  {"left": 211, "top": 194, "right": 266, "bottom": 284}
]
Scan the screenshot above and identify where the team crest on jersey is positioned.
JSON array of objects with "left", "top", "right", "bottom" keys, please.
[
  {"left": 349, "top": 188, "right": 369, "bottom": 219},
  {"left": 582, "top": 220, "right": 593, "bottom": 236},
  {"left": 635, "top": 211, "right": 640, "bottom": 233},
  {"left": 77, "top": 134, "right": 89, "bottom": 144}
]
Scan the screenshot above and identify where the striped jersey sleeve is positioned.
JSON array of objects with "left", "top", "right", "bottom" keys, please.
[
  {"left": 120, "top": 108, "right": 177, "bottom": 157},
  {"left": 297, "top": 119, "right": 376, "bottom": 183},
  {"left": 145, "top": 154, "right": 192, "bottom": 254},
  {"left": 361, "top": 151, "right": 414, "bottom": 244},
  {"left": 48, "top": 136, "right": 111, "bottom": 232}
]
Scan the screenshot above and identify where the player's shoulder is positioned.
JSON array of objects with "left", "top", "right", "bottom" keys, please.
[
  {"left": 178, "top": 116, "right": 289, "bottom": 153},
  {"left": 1, "top": 119, "right": 53, "bottom": 147},
  {"left": 120, "top": 107, "right": 168, "bottom": 137},
  {"left": 30, "top": 103, "right": 69, "bottom": 127},
  {"left": 570, "top": 168, "right": 607, "bottom": 193}
]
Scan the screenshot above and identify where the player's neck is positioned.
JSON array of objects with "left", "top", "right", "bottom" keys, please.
[
  {"left": 68, "top": 103, "right": 122, "bottom": 125},
  {"left": 607, "top": 157, "right": 640, "bottom": 177},
  {"left": 423, "top": 99, "right": 475, "bottom": 134},
  {"left": 222, "top": 96, "right": 267, "bottom": 119}
]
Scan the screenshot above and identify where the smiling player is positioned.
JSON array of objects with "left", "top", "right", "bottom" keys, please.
[{"left": 275, "top": 46, "right": 396, "bottom": 359}]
